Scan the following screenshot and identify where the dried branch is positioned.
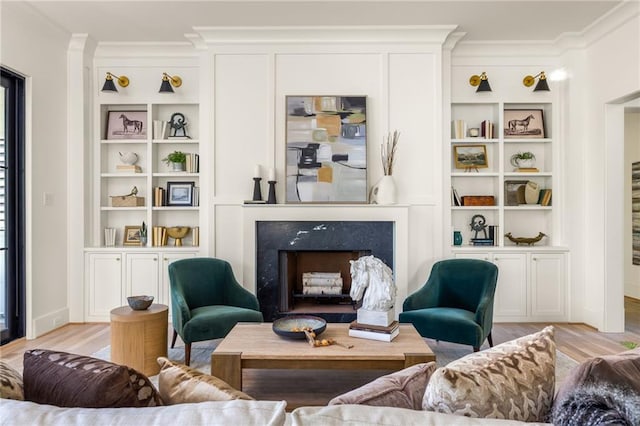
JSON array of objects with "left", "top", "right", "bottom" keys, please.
[{"left": 381, "top": 130, "right": 400, "bottom": 176}]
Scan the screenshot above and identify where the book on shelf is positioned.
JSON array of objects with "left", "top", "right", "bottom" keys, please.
[
  {"left": 451, "top": 187, "right": 461, "bottom": 206},
  {"left": 349, "top": 320, "right": 399, "bottom": 334},
  {"left": 192, "top": 226, "right": 200, "bottom": 246},
  {"left": 471, "top": 238, "right": 495, "bottom": 246},
  {"left": 185, "top": 153, "right": 200, "bottom": 173},
  {"left": 348, "top": 326, "right": 400, "bottom": 342},
  {"left": 115, "top": 164, "right": 142, "bottom": 173},
  {"left": 154, "top": 187, "right": 166, "bottom": 207},
  {"left": 192, "top": 186, "right": 200, "bottom": 206},
  {"left": 516, "top": 167, "right": 539, "bottom": 172},
  {"left": 540, "top": 189, "right": 552, "bottom": 206},
  {"left": 481, "top": 120, "right": 494, "bottom": 139},
  {"left": 452, "top": 120, "right": 467, "bottom": 139}
]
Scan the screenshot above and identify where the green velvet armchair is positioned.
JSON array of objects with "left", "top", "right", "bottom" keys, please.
[
  {"left": 168, "top": 257, "right": 263, "bottom": 365},
  {"left": 399, "top": 259, "right": 498, "bottom": 352}
]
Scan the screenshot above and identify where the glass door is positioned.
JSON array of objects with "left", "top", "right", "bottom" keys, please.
[{"left": 1, "top": 68, "right": 25, "bottom": 345}]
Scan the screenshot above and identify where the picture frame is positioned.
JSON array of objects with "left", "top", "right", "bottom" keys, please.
[
  {"left": 285, "top": 95, "right": 367, "bottom": 203},
  {"left": 166, "top": 181, "right": 194, "bottom": 206},
  {"left": 503, "top": 109, "right": 545, "bottom": 138},
  {"left": 453, "top": 144, "right": 488, "bottom": 169},
  {"left": 106, "top": 110, "right": 147, "bottom": 140},
  {"left": 123, "top": 226, "right": 142, "bottom": 246},
  {"left": 504, "top": 180, "right": 529, "bottom": 206}
]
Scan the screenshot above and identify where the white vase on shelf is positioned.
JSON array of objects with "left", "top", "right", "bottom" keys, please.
[{"left": 370, "top": 175, "right": 397, "bottom": 205}]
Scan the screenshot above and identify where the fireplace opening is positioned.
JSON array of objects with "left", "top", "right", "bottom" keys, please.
[{"left": 279, "top": 250, "right": 370, "bottom": 314}]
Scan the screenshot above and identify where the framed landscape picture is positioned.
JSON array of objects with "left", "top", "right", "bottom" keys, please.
[
  {"left": 166, "top": 181, "right": 194, "bottom": 206},
  {"left": 123, "top": 226, "right": 141, "bottom": 246},
  {"left": 285, "top": 95, "right": 367, "bottom": 203},
  {"left": 504, "top": 109, "right": 545, "bottom": 138},
  {"left": 453, "top": 145, "right": 488, "bottom": 170},
  {"left": 106, "top": 110, "right": 147, "bottom": 140}
]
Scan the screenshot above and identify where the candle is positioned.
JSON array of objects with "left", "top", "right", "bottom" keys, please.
[
  {"left": 268, "top": 168, "right": 276, "bottom": 181},
  {"left": 254, "top": 164, "right": 261, "bottom": 178}
]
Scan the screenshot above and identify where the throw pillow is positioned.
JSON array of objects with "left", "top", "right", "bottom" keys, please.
[
  {"left": 551, "top": 383, "right": 640, "bottom": 425},
  {"left": 328, "top": 362, "right": 436, "bottom": 410},
  {"left": 553, "top": 347, "right": 640, "bottom": 407},
  {"left": 0, "top": 360, "right": 24, "bottom": 400},
  {"left": 23, "top": 349, "right": 162, "bottom": 408},
  {"left": 157, "top": 357, "right": 253, "bottom": 404},
  {"left": 423, "top": 325, "right": 556, "bottom": 422}
]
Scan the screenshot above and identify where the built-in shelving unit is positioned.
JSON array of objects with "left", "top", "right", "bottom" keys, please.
[
  {"left": 449, "top": 101, "right": 556, "bottom": 248},
  {"left": 92, "top": 103, "right": 201, "bottom": 248}
]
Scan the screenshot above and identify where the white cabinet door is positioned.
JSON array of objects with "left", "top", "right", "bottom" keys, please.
[
  {"left": 492, "top": 253, "right": 528, "bottom": 319},
  {"left": 125, "top": 253, "right": 160, "bottom": 300},
  {"left": 86, "top": 252, "right": 123, "bottom": 321},
  {"left": 530, "top": 253, "right": 566, "bottom": 320},
  {"left": 161, "top": 252, "right": 198, "bottom": 317},
  {"left": 455, "top": 252, "right": 528, "bottom": 320}
]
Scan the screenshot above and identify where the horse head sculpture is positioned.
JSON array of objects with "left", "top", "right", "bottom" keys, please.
[{"left": 349, "top": 255, "right": 396, "bottom": 312}]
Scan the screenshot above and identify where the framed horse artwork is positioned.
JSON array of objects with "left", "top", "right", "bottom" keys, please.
[
  {"left": 106, "top": 110, "right": 147, "bottom": 140},
  {"left": 503, "top": 109, "right": 545, "bottom": 139}
]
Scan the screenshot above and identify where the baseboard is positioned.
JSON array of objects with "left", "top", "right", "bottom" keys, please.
[
  {"left": 624, "top": 282, "right": 640, "bottom": 299},
  {"left": 32, "top": 307, "right": 69, "bottom": 338}
]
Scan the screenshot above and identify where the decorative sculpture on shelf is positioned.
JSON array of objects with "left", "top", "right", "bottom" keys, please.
[
  {"left": 469, "top": 214, "right": 488, "bottom": 239},
  {"left": 349, "top": 255, "right": 396, "bottom": 312},
  {"left": 505, "top": 232, "right": 547, "bottom": 246},
  {"left": 169, "top": 112, "right": 189, "bottom": 138}
]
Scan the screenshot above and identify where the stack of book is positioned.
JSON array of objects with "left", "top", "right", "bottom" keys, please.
[
  {"left": 152, "top": 226, "right": 169, "bottom": 246},
  {"left": 348, "top": 320, "right": 400, "bottom": 342},
  {"left": 515, "top": 167, "right": 539, "bottom": 173},
  {"left": 538, "top": 189, "right": 552, "bottom": 206},
  {"left": 185, "top": 153, "right": 200, "bottom": 173}
]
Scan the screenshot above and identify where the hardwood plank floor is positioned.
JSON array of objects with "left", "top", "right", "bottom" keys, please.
[{"left": 2, "top": 297, "right": 639, "bottom": 377}]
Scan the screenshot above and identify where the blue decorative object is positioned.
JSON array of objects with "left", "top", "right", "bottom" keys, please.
[{"left": 453, "top": 231, "right": 463, "bottom": 246}]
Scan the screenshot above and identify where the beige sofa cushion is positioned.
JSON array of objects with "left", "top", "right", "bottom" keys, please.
[
  {"left": 0, "top": 360, "right": 24, "bottom": 400},
  {"left": 157, "top": 357, "right": 253, "bottom": 404},
  {"left": 291, "top": 405, "right": 551, "bottom": 426},
  {"left": 0, "top": 399, "right": 287, "bottom": 426},
  {"left": 423, "top": 325, "right": 555, "bottom": 422},
  {"left": 328, "top": 362, "right": 436, "bottom": 409}
]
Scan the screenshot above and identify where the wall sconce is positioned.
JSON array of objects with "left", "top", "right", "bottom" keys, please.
[
  {"left": 101, "top": 72, "right": 129, "bottom": 92},
  {"left": 469, "top": 72, "right": 492, "bottom": 92},
  {"left": 523, "top": 71, "right": 550, "bottom": 91},
  {"left": 159, "top": 73, "right": 182, "bottom": 93}
]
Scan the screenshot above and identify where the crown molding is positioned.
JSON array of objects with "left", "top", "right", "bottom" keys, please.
[
  {"left": 192, "top": 25, "right": 457, "bottom": 45},
  {"left": 94, "top": 42, "right": 199, "bottom": 58}
]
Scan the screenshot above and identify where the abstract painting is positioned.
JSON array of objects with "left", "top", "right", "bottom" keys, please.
[
  {"left": 633, "top": 161, "right": 640, "bottom": 265},
  {"left": 285, "top": 96, "right": 367, "bottom": 203}
]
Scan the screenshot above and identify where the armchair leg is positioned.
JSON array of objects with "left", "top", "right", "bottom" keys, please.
[
  {"left": 185, "top": 343, "right": 192, "bottom": 366},
  {"left": 487, "top": 332, "right": 494, "bottom": 347},
  {"left": 171, "top": 329, "right": 178, "bottom": 349},
  {"left": 473, "top": 346, "right": 479, "bottom": 352}
]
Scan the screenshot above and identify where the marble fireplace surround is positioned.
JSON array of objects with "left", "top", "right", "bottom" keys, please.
[{"left": 242, "top": 205, "right": 409, "bottom": 322}]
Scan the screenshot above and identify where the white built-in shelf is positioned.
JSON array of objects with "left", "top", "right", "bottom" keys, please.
[
  {"left": 100, "top": 139, "right": 148, "bottom": 144},
  {"left": 504, "top": 138, "right": 552, "bottom": 144},
  {"left": 101, "top": 173, "right": 148, "bottom": 178},
  {"left": 152, "top": 139, "right": 200, "bottom": 144},
  {"left": 100, "top": 206, "right": 147, "bottom": 211},
  {"left": 504, "top": 172, "right": 553, "bottom": 178},
  {"left": 152, "top": 172, "right": 199, "bottom": 177},
  {"left": 451, "top": 138, "right": 499, "bottom": 144},
  {"left": 451, "top": 206, "right": 500, "bottom": 210},
  {"left": 504, "top": 205, "right": 552, "bottom": 211},
  {"left": 152, "top": 206, "right": 199, "bottom": 211},
  {"left": 451, "top": 172, "right": 500, "bottom": 177}
]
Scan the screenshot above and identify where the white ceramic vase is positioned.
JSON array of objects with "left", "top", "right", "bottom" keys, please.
[{"left": 370, "top": 175, "right": 397, "bottom": 205}]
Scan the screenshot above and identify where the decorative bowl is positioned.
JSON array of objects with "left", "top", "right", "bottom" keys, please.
[
  {"left": 127, "top": 295, "right": 154, "bottom": 310},
  {"left": 272, "top": 315, "right": 327, "bottom": 340},
  {"left": 166, "top": 226, "right": 191, "bottom": 246},
  {"left": 118, "top": 151, "right": 138, "bottom": 165}
]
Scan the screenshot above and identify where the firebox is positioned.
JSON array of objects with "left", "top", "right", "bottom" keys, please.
[{"left": 256, "top": 221, "right": 393, "bottom": 322}]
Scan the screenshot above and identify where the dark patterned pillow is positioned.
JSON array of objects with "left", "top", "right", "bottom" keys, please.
[
  {"left": 23, "top": 349, "right": 162, "bottom": 408},
  {"left": 0, "top": 360, "right": 24, "bottom": 400}
]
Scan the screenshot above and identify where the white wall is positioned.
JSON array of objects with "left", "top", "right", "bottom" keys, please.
[
  {"left": 625, "top": 110, "right": 640, "bottom": 299},
  {"left": 566, "top": 8, "right": 640, "bottom": 331},
  {"left": 1, "top": 3, "right": 71, "bottom": 336}
]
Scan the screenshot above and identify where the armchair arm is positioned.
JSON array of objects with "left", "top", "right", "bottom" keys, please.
[
  {"left": 223, "top": 264, "right": 261, "bottom": 311},
  {"left": 474, "top": 295, "right": 494, "bottom": 336},
  {"left": 402, "top": 278, "right": 440, "bottom": 312},
  {"left": 170, "top": 285, "right": 192, "bottom": 334}
]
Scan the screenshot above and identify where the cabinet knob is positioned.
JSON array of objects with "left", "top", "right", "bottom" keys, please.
[
  {"left": 532, "top": 257, "right": 537, "bottom": 261},
  {"left": 493, "top": 257, "right": 498, "bottom": 261},
  {"left": 153, "top": 257, "right": 157, "bottom": 261},
  {"left": 116, "top": 257, "right": 120, "bottom": 261},
  {"left": 164, "top": 258, "right": 168, "bottom": 262}
]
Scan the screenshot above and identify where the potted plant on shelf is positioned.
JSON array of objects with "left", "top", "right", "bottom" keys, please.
[
  {"left": 162, "top": 150, "right": 187, "bottom": 171},
  {"left": 510, "top": 151, "right": 536, "bottom": 169},
  {"left": 139, "top": 221, "right": 147, "bottom": 246}
]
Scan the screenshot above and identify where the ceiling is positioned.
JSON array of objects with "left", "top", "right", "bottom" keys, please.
[{"left": 18, "top": 0, "right": 624, "bottom": 43}]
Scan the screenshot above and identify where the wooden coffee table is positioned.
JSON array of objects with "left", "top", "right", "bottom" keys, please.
[{"left": 211, "top": 322, "right": 435, "bottom": 391}]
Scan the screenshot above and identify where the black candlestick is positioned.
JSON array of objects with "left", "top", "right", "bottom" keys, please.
[
  {"left": 252, "top": 177, "right": 263, "bottom": 201},
  {"left": 267, "top": 180, "right": 277, "bottom": 204}
]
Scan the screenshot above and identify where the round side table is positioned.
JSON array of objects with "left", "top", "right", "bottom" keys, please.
[{"left": 110, "top": 304, "right": 168, "bottom": 376}]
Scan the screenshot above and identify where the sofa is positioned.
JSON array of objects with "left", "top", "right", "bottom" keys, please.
[{"left": 1, "top": 327, "right": 639, "bottom": 426}]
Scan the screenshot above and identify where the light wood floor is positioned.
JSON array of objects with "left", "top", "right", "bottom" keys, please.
[{"left": 2, "top": 297, "right": 639, "bottom": 377}]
